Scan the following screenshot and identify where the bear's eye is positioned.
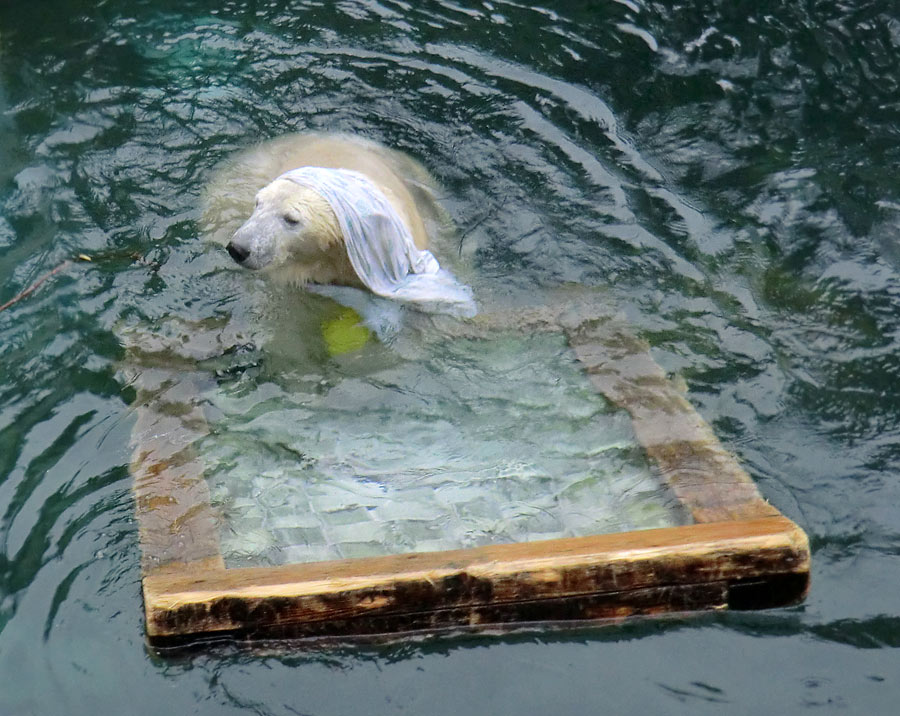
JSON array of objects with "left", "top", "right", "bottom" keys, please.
[{"left": 282, "top": 214, "right": 300, "bottom": 227}]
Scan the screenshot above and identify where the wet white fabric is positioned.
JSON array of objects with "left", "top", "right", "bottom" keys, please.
[{"left": 279, "top": 167, "right": 477, "bottom": 318}]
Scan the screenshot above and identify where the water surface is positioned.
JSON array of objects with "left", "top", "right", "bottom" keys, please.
[{"left": 1, "top": 0, "right": 899, "bottom": 713}]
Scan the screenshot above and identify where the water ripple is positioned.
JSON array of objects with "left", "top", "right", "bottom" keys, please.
[{"left": 0, "top": 0, "right": 899, "bottom": 710}]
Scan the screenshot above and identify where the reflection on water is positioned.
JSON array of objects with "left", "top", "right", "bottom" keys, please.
[{"left": 1, "top": 0, "right": 900, "bottom": 713}]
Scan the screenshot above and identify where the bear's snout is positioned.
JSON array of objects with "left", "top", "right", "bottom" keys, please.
[
  {"left": 226, "top": 240, "right": 251, "bottom": 265},
  {"left": 228, "top": 214, "right": 280, "bottom": 270}
]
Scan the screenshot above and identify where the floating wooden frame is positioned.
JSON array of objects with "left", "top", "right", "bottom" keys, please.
[{"left": 126, "top": 307, "right": 810, "bottom": 648}]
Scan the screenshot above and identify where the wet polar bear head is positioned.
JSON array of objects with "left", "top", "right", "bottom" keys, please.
[
  {"left": 227, "top": 177, "right": 354, "bottom": 285},
  {"left": 218, "top": 134, "right": 476, "bottom": 317},
  {"left": 221, "top": 133, "right": 433, "bottom": 289}
]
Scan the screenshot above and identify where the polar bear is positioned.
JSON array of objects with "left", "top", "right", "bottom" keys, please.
[{"left": 206, "top": 133, "right": 445, "bottom": 288}]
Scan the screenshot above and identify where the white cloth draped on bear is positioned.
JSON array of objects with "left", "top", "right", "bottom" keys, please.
[{"left": 279, "top": 167, "right": 477, "bottom": 319}]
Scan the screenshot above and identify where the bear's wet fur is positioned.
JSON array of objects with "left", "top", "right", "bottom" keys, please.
[{"left": 204, "top": 133, "right": 447, "bottom": 288}]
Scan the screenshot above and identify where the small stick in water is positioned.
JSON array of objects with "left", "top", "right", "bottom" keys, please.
[{"left": 0, "top": 255, "right": 92, "bottom": 313}]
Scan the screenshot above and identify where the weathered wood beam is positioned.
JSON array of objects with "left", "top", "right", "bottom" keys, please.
[
  {"left": 126, "top": 365, "right": 223, "bottom": 572},
  {"left": 566, "top": 320, "right": 778, "bottom": 523},
  {"left": 143, "top": 516, "right": 808, "bottom": 641},
  {"left": 127, "top": 305, "right": 810, "bottom": 646}
]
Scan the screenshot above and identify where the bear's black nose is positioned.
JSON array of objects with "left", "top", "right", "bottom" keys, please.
[{"left": 226, "top": 241, "right": 250, "bottom": 264}]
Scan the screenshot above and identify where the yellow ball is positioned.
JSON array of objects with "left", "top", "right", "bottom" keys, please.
[{"left": 321, "top": 306, "right": 370, "bottom": 355}]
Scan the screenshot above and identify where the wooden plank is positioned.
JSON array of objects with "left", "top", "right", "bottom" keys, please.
[
  {"left": 121, "top": 317, "right": 248, "bottom": 573},
  {"left": 126, "top": 365, "right": 224, "bottom": 572},
  {"left": 143, "top": 515, "right": 809, "bottom": 641},
  {"left": 149, "top": 582, "right": 734, "bottom": 647},
  {"left": 126, "top": 304, "right": 810, "bottom": 645},
  {"left": 431, "top": 302, "right": 776, "bottom": 522},
  {"left": 566, "top": 320, "right": 778, "bottom": 523}
]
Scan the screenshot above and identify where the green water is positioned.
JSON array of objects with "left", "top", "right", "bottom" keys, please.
[{"left": 2, "top": 0, "right": 900, "bottom": 713}]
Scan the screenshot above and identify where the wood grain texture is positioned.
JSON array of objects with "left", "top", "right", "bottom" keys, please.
[
  {"left": 127, "top": 309, "right": 810, "bottom": 644},
  {"left": 566, "top": 320, "right": 778, "bottom": 523},
  {"left": 143, "top": 516, "right": 809, "bottom": 640},
  {"left": 121, "top": 319, "right": 243, "bottom": 572},
  {"left": 424, "top": 306, "right": 777, "bottom": 523},
  {"left": 148, "top": 582, "right": 734, "bottom": 648},
  {"left": 127, "top": 366, "right": 224, "bottom": 572}
]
